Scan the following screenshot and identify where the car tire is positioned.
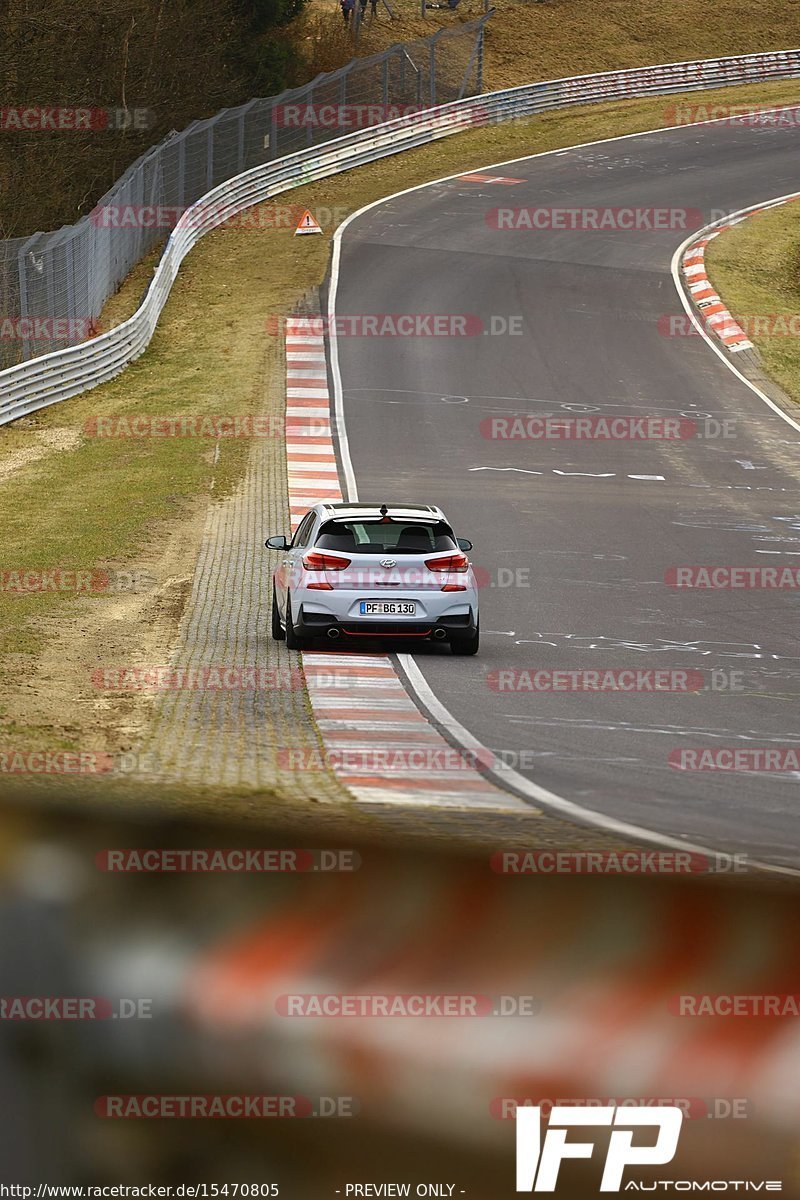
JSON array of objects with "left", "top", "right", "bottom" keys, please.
[
  {"left": 271, "top": 591, "right": 285, "bottom": 641},
  {"left": 284, "top": 596, "right": 306, "bottom": 650},
  {"left": 450, "top": 620, "right": 479, "bottom": 656}
]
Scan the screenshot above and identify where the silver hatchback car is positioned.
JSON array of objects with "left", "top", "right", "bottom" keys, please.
[{"left": 266, "top": 502, "right": 479, "bottom": 654}]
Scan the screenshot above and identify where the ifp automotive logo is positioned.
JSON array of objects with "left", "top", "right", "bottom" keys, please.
[
  {"left": 516, "top": 1104, "right": 682, "bottom": 1192},
  {"left": 515, "top": 1105, "right": 782, "bottom": 1192}
]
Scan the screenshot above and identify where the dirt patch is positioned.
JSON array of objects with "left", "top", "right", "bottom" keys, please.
[
  {"left": 5, "top": 499, "right": 207, "bottom": 761},
  {"left": 0, "top": 427, "right": 81, "bottom": 484}
]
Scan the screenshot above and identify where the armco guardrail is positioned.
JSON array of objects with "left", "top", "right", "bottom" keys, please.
[{"left": 2, "top": 46, "right": 800, "bottom": 426}]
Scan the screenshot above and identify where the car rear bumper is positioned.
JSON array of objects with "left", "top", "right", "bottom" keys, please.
[{"left": 295, "top": 606, "right": 477, "bottom": 643}]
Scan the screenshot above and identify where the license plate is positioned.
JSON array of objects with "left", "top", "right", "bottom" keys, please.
[{"left": 360, "top": 601, "right": 416, "bottom": 616}]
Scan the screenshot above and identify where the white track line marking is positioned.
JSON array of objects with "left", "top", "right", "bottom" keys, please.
[
  {"left": 672, "top": 192, "right": 800, "bottom": 436},
  {"left": 285, "top": 318, "right": 528, "bottom": 811}
]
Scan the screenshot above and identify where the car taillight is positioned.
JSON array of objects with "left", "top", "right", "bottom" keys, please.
[
  {"left": 425, "top": 553, "right": 469, "bottom": 573},
  {"left": 302, "top": 551, "right": 351, "bottom": 571}
]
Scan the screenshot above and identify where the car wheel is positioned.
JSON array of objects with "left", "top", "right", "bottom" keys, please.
[
  {"left": 284, "top": 596, "right": 306, "bottom": 650},
  {"left": 451, "top": 621, "right": 479, "bottom": 656},
  {"left": 271, "top": 590, "right": 285, "bottom": 641}
]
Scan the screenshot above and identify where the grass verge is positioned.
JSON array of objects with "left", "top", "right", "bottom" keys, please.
[{"left": 705, "top": 198, "right": 800, "bottom": 408}]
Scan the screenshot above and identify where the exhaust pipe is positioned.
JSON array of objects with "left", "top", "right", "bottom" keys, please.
[
  {"left": 433, "top": 628, "right": 447, "bottom": 640},
  {"left": 327, "top": 627, "right": 341, "bottom": 640}
]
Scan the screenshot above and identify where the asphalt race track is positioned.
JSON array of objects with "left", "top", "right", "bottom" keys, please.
[{"left": 329, "top": 113, "right": 800, "bottom": 869}]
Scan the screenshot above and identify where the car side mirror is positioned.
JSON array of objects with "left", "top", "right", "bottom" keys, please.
[
  {"left": 265, "top": 535, "right": 289, "bottom": 550},
  {"left": 457, "top": 538, "right": 473, "bottom": 552}
]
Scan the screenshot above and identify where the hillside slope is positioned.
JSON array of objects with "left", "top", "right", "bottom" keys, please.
[{"left": 297, "top": 0, "right": 800, "bottom": 91}]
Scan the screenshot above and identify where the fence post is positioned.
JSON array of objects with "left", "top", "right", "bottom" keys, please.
[
  {"left": 45, "top": 233, "right": 56, "bottom": 323},
  {"left": 234, "top": 98, "right": 260, "bottom": 171},
  {"left": 16, "top": 232, "right": 41, "bottom": 363},
  {"left": 429, "top": 28, "right": 447, "bottom": 106},
  {"left": 64, "top": 235, "right": 76, "bottom": 341},
  {"left": 269, "top": 101, "right": 279, "bottom": 161},
  {"left": 307, "top": 82, "right": 316, "bottom": 148},
  {"left": 146, "top": 152, "right": 162, "bottom": 263},
  {"left": 340, "top": 63, "right": 353, "bottom": 107},
  {"left": 177, "top": 131, "right": 186, "bottom": 207},
  {"left": 81, "top": 221, "right": 95, "bottom": 335},
  {"left": 477, "top": 14, "right": 491, "bottom": 93},
  {"left": 237, "top": 107, "right": 246, "bottom": 173},
  {"left": 459, "top": 12, "right": 492, "bottom": 97},
  {"left": 338, "top": 64, "right": 355, "bottom": 137}
]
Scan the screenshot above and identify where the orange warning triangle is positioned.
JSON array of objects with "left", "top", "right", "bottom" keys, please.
[{"left": 294, "top": 209, "right": 323, "bottom": 236}]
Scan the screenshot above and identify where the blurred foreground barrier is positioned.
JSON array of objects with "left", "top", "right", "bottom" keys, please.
[{"left": 0, "top": 794, "right": 798, "bottom": 1191}]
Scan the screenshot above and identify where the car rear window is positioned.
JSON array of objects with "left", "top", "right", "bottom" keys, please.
[{"left": 315, "top": 520, "right": 458, "bottom": 555}]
